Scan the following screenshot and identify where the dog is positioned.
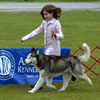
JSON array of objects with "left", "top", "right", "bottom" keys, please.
[{"left": 25, "top": 43, "right": 93, "bottom": 93}]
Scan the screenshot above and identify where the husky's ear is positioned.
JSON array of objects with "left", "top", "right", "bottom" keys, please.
[
  {"left": 36, "top": 49, "right": 39, "bottom": 55},
  {"left": 31, "top": 48, "right": 35, "bottom": 52}
]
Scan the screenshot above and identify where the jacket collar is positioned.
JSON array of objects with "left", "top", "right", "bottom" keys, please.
[{"left": 43, "top": 18, "right": 56, "bottom": 24}]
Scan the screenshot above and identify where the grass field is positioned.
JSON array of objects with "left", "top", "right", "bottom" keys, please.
[{"left": 0, "top": 10, "right": 100, "bottom": 100}]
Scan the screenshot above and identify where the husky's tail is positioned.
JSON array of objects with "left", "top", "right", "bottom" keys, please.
[{"left": 78, "top": 43, "right": 90, "bottom": 62}]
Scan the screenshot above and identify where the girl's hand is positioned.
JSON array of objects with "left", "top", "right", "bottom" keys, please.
[
  {"left": 51, "top": 30, "right": 59, "bottom": 39},
  {"left": 21, "top": 39, "right": 24, "bottom": 42},
  {"left": 51, "top": 31, "right": 57, "bottom": 39}
]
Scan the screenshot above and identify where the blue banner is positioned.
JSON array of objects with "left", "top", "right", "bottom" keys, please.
[{"left": 0, "top": 48, "right": 70, "bottom": 85}]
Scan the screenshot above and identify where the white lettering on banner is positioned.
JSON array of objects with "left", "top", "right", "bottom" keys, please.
[
  {"left": 18, "top": 66, "right": 38, "bottom": 73},
  {"left": 18, "top": 57, "right": 25, "bottom": 65},
  {"left": 27, "top": 75, "right": 39, "bottom": 78},
  {"left": 0, "top": 50, "right": 15, "bottom": 80},
  {"left": 18, "top": 57, "right": 38, "bottom": 74}
]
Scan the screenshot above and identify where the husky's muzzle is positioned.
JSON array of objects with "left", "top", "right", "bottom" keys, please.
[
  {"left": 25, "top": 59, "right": 32, "bottom": 65},
  {"left": 25, "top": 55, "right": 37, "bottom": 66}
]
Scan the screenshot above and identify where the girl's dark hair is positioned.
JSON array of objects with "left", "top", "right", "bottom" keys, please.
[{"left": 40, "top": 5, "right": 62, "bottom": 19}]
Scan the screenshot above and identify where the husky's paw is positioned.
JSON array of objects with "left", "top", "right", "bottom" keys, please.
[
  {"left": 28, "top": 90, "right": 35, "bottom": 93},
  {"left": 89, "top": 81, "right": 93, "bottom": 86},
  {"left": 58, "top": 88, "right": 65, "bottom": 92},
  {"left": 47, "top": 85, "right": 56, "bottom": 89}
]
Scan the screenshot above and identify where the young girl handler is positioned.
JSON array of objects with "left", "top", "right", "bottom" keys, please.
[{"left": 21, "top": 5, "right": 64, "bottom": 56}]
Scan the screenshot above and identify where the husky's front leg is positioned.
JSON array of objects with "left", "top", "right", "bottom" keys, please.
[
  {"left": 28, "top": 70, "right": 45, "bottom": 93},
  {"left": 46, "top": 77, "right": 56, "bottom": 89},
  {"left": 58, "top": 72, "right": 71, "bottom": 91}
]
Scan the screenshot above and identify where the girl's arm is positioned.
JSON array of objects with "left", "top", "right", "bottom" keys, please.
[{"left": 21, "top": 22, "right": 44, "bottom": 42}]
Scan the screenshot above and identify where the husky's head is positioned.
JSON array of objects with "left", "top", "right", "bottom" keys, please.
[{"left": 25, "top": 48, "right": 39, "bottom": 65}]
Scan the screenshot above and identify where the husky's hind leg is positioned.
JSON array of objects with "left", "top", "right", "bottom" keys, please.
[{"left": 78, "top": 74, "right": 93, "bottom": 86}]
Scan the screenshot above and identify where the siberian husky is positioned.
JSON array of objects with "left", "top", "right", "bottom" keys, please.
[{"left": 25, "top": 43, "right": 93, "bottom": 93}]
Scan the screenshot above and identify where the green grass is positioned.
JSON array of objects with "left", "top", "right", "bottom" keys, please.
[
  {"left": 0, "top": 0, "right": 100, "bottom": 2},
  {"left": 0, "top": 10, "right": 100, "bottom": 100}
]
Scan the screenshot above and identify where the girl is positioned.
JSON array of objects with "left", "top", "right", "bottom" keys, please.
[{"left": 21, "top": 5, "right": 64, "bottom": 56}]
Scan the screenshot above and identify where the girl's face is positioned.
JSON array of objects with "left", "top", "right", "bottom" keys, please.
[{"left": 43, "top": 10, "right": 53, "bottom": 21}]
